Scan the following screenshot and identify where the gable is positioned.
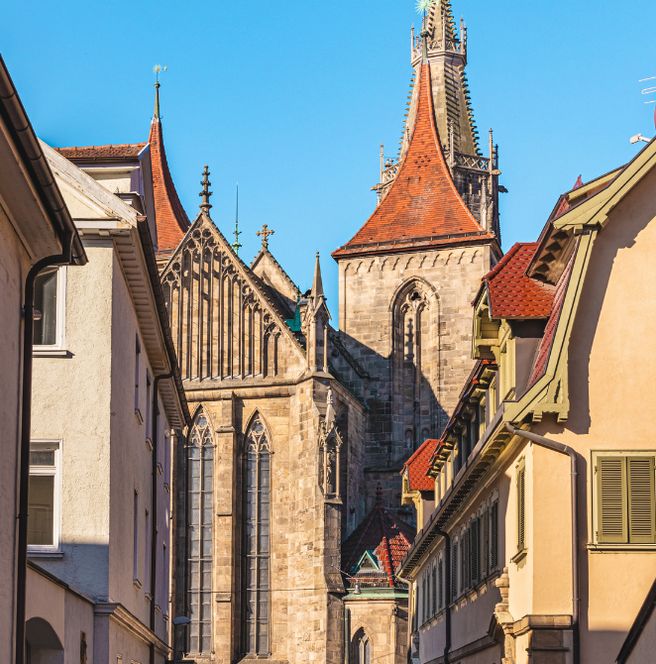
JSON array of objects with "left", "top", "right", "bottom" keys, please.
[
  {"left": 250, "top": 249, "right": 300, "bottom": 319},
  {"left": 160, "top": 214, "right": 306, "bottom": 382}
]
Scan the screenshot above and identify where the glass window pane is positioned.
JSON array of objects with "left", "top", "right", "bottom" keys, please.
[
  {"left": 29, "top": 450, "right": 55, "bottom": 466},
  {"left": 34, "top": 269, "right": 58, "bottom": 346},
  {"left": 28, "top": 475, "right": 54, "bottom": 545}
]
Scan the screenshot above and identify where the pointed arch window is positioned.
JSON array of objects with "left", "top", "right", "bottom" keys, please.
[
  {"left": 352, "top": 629, "right": 371, "bottom": 664},
  {"left": 243, "top": 416, "right": 271, "bottom": 656},
  {"left": 187, "top": 412, "right": 214, "bottom": 654}
]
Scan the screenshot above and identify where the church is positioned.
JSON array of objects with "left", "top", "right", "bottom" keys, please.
[{"left": 57, "top": 2, "right": 502, "bottom": 662}]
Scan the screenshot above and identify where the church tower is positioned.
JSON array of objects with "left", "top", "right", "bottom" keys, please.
[{"left": 333, "top": 0, "right": 502, "bottom": 512}]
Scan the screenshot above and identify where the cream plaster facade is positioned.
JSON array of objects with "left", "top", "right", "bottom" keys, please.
[
  {"left": 0, "top": 58, "right": 86, "bottom": 664},
  {"left": 27, "top": 145, "right": 187, "bottom": 664},
  {"left": 400, "top": 137, "right": 656, "bottom": 664}
]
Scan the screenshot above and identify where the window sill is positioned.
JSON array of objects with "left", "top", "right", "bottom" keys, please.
[
  {"left": 588, "top": 543, "right": 656, "bottom": 552},
  {"left": 33, "top": 348, "right": 72, "bottom": 358},
  {"left": 28, "top": 548, "right": 63, "bottom": 558},
  {"left": 511, "top": 548, "right": 528, "bottom": 564}
]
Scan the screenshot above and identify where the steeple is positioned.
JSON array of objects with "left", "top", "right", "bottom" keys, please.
[
  {"left": 372, "top": 0, "right": 501, "bottom": 236},
  {"left": 147, "top": 74, "right": 190, "bottom": 254},
  {"left": 311, "top": 252, "right": 325, "bottom": 302},
  {"left": 334, "top": 62, "right": 493, "bottom": 259}
]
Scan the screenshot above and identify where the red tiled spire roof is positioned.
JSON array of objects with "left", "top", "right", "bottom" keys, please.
[
  {"left": 333, "top": 62, "right": 492, "bottom": 259},
  {"left": 342, "top": 487, "right": 414, "bottom": 588},
  {"left": 483, "top": 242, "right": 555, "bottom": 319},
  {"left": 402, "top": 438, "right": 439, "bottom": 492},
  {"left": 148, "top": 118, "right": 190, "bottom": 252}
]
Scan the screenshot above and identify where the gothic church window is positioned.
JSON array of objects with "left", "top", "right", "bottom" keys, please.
[
  {"left": 391, "top": 280, "right": 439, "bottom": 455},
  {"left": 352, "top": 629, "right": 371, "bottom": 664},
  {"left": 243, "top": 416, "right": 271, "bottom": 656},
  {"left": 187, "top": 411, "right": 214, "bottom": 654}
]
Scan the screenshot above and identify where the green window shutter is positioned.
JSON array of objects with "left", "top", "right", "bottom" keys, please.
[
  {"left": 628, "top": 457, "right": 656, "bottom": 544},
  {"left": 450, "top": 541, "right": 458, "bottom": 601},
  {"left": 517, "top": 466, "right": 526, "bottom": 552},
  {"left": 597, "top": 456, "right": 628, "bottom": 544}
]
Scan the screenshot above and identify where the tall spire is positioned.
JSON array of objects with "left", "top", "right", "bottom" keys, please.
[
  {"left": 147, "top": 67, "right": 190, "bottom": 254},
  {"left": 199, "top": 165, "right": 212, "bottom": 216},
  {"left": 312, "top": 252, "right": 325, "bottom": 301},
  {"left": 232, "top": 184, "right": 242, "bottom": 254},
  {"left": 334, "top": 62, "right": 490, "bottom": 259}
]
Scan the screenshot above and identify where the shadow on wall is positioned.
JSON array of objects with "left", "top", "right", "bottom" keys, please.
[
  {"left": 25, "top": 617, "right": 64, "bottom": 664},
  {"left": 565, "top": 175, "right": 656, "bottom": 437},
  {"left": 330, "top": 328, "right": 448, "bottom": 464}
]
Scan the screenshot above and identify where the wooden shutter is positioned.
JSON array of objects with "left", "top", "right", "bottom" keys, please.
[
  {"left": 517, "top": 465, "right": 526, "bottom": 552},
  {"left": 628, "top": 457, "right": 656, "bottom": 544},
  {"left": 451, "top": 540, "right": 458, "bottom": 600},
  {"left": 490, "top": 502, "right": 499, "bottom": 570},
  {"left": 597, "top": 456, "right": 628, "bottom": 544}
]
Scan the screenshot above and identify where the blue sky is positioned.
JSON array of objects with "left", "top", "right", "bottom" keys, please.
[{"left": 3, "top": 0, "right": 656, "bottom": 315}]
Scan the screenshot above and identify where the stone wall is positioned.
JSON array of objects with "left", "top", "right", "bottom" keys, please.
[{"left": 336, "top": 243, "right": 495, "bottom": 511}]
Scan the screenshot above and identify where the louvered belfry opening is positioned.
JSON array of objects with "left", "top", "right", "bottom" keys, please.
[{"left": 162, "top": 221, "right": 283, "bottom": 381}]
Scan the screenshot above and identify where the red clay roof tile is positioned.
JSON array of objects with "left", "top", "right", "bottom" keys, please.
[
  {"left": 333, "top": 63, "right": 492, "bottom": 259},
  {"left": 148, "top": 119, "right": 190, "bottom": 252},
  {"left": 484, "top": 242, "right": 555, "bottom": 319},
  {"left": 527, "top": 252, "right": 575, "bottom": 386},
  {"left": 403, "top": 438, "right": 439, "bottom": 492},
  {"left": 56, "top": 143, "right": 146, "bottom": 160},
  {"left": 342, "top": 489, "right": 414, "bottom": 588}
]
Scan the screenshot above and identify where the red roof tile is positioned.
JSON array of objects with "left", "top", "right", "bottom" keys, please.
[
  {"left": 403, "top": 438, "right": 439, "bottom": 492},
  {"left": 342, "top": 489, "right": 414, "bottom": 588},
  {"left": 56, "top": 143, "right": 146, "bottom": 160},
  {"left": 484, "top": 242, "right": 555, "bottom": 319},
  {"left": 527, "top": 252, "right": 575, "bottom": 386},
  {"left": 333, "top": 63, "right": 493, "bottom": 259},
  {"left": 148, "top": 119, "right": 190, "bottom": 252}
]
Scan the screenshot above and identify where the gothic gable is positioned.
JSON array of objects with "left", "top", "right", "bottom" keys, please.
[{"left": 160, "top": 213, "right": 305, "bottom": 382}]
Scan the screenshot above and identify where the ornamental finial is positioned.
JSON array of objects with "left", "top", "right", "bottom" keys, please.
[
  {"left": 199, "top": 165, "right": 212, "bottom": 215},
  {"left": 152, "top": 64, "right": 167, "bottom": 120},
  {"left": 256, "top": 224, "right": 275, "bottom": 250},
  {"left": 232, "top": 184, "right": 242, "bottom": 254}
]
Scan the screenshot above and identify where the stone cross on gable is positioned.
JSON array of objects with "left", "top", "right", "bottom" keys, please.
[{"left": 257, "top": 224, "right": 275, "bottom": 250}]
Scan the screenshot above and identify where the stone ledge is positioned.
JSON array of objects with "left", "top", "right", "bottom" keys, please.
[{"left": 512, "top": 614, "right": 573, "bottom": 636}]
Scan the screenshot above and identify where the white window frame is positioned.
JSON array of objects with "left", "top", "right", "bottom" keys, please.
[
  {"left": 27, "top": 440, "right": 62, "bottom": 554},
  {"left": 33, "top": 266, "right": 67, "bottom": 356}
]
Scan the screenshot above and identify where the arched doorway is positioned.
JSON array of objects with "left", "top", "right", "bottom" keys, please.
[{"left": 25, "top": 617, "right": 64, "bottom": 664}]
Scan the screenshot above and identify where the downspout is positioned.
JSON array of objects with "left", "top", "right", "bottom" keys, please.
[
  {"left": 505, "top": 423, "right": 580, "bottom": 664},
  {"left": 397, "top": 529, "right": 451, "bottom": 664},
  {"left": 150, "top": 372, "right": 173, "bottom": 664},
  {"left": 16, "top": 242, "right": 75, "bottom": 664}
]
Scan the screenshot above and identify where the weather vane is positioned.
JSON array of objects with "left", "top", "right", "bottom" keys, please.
[
  {"left": 416, "top": 0, "right": 435, "bottom": 15},
  {"left": 153, "top": 64, "right": 168, "bottom": 82}
]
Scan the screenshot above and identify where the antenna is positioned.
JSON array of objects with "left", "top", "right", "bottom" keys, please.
[{"left": 631, "top": 75, "right": 656, "bottom": 141}]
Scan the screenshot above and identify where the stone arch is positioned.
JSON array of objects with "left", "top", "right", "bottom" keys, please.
[
  {"left": 25, "top": 617, "right": 64, "bottom": 664},
  {"left": 388, "top": 278, "right": 442, "bottom": 460},
  {"left": 241, "top": 412, "right": 272, "bottom": 657},
  {"left": 186, "top": 407, "right": 215, "bottom": 656},
  {"left": 351, "top": 627, "right": 372, "bottom": 664}
]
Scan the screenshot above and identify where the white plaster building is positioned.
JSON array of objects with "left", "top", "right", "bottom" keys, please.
[
  {"left": 0, "top": 56, "right": 87, "bottom": 664},
  {"left": 26, "top": 142, "right": 188, "bottom": 664}
]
